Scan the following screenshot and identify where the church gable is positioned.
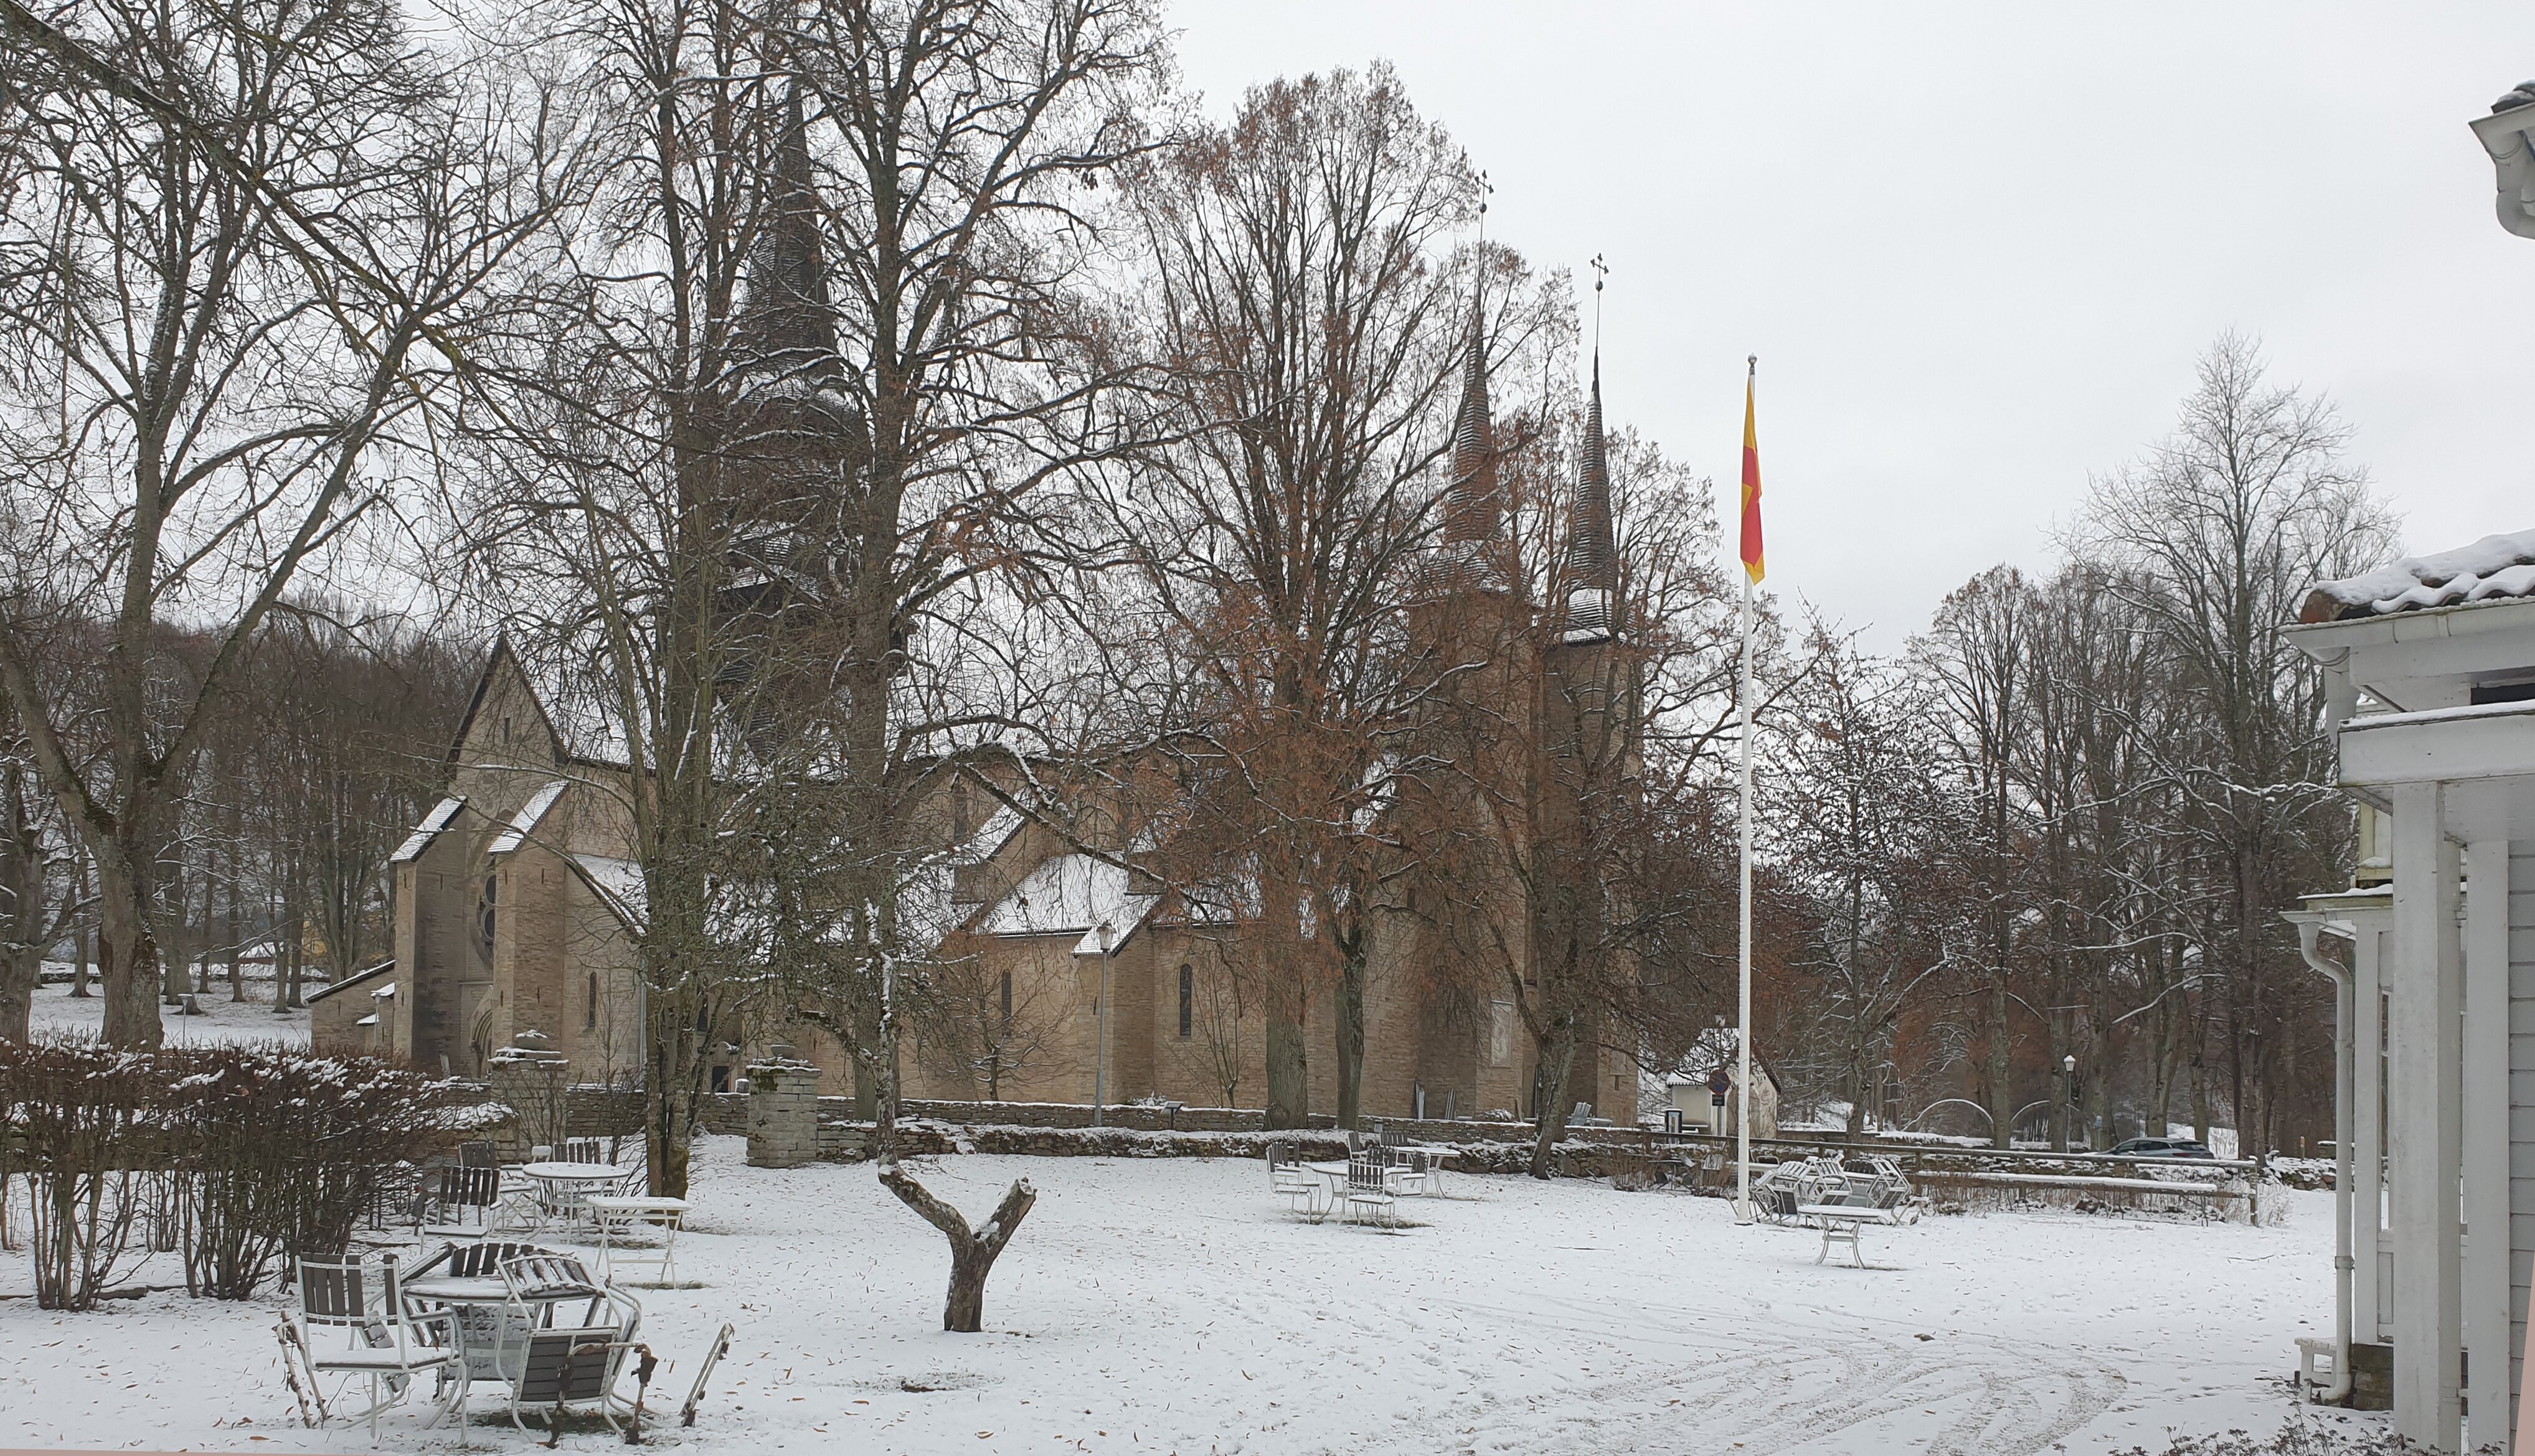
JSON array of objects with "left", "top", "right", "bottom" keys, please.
[{"left": 448, "top": 637, "right": 569, "bottom": 774}]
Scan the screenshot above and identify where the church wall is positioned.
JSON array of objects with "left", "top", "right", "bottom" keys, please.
[
  {"left": 1141, "top": 931, "right": 1267, "bottom": 1109},
  {"left": 1103, "top": 934, "right": 1156, "bottom": 1101},
  {"left": 562, "top": 867, "right": 644, "bottom": 1084}
]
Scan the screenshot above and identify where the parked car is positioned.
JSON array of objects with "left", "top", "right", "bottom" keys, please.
[{"left": 2109, "top": 1137, "right": 2216, "bottom": 1160}]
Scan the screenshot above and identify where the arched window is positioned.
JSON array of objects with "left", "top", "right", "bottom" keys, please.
[
  {"left": 585, "top": 972, "right": 599, "bottom": 1030},
  {"left": 475, "top": 875, "right": 498, "bottom": 957},
  {"left": 1178, "top": 965, "right": 1194, "bottom": 1039}
]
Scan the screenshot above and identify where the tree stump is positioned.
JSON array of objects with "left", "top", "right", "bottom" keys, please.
[{"left": 877, "top": 1163, "right": 1037, "bottom": 1332}]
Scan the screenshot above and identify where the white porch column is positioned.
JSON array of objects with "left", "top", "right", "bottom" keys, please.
[
  {"left": 2353, "top": 909, "right": 2391, "bottom": 1344},
  {"left": 2464, "top": 839, "right": 2514, "bottom": 1452},
  {"left": 2391, "top": 781, "right": 2464, "bottom": 1450}
]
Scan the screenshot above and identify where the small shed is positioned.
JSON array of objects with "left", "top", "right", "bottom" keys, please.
[
  {"left": 308, "top": 959, "right": 395, "bottom": 1058},
  {"left": 1659, "top": 1026, "right": 1780, "bottom": 1138}
]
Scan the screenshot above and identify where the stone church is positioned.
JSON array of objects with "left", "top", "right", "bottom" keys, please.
[{"left": 324, "top": 116, "right": 1651, "bottom": 1125}]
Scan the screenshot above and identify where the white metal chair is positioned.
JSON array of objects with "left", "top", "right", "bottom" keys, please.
[
  {"left": 679, "top": 1322, "right": 734, "bottom": 1427},
  {"left": 1385, "top": 1148, "right": 1435, "bottom": 1197},
  {"left": 1341, "top": 1151, "right": 1399, "bottom": 1229},
  {"left": 289, "top": 1254, "right": 465, "bottom": 1441},
  {"left": 1265, "top": 1142, "right": 1329, "bottom": 1222},
  {"left": 496, "top": 1251, "right": 641, "bottom": 1435}
]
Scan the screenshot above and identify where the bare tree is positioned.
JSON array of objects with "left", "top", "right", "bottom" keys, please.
[
  {"left": 2075, "top": 334, "right": 2394, "bottom": 1155},
  {"left": 0, "top": 0, "right": 542, "bottom": 1046},
  {"left": 1108, "top": 65, "right": 1479, "bottom": 1127},
  {"left": 1915, "top": 566, "right": 2042, "bottom": 1148}
]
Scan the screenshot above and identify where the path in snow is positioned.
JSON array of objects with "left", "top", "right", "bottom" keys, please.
[{"left": 0, "top": 1135, "right": 2354, "bottom": 1455}]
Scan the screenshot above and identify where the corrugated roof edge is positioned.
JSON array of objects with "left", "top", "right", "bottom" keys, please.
[{"left": 2298, "top": 528, "right": 2535, "bottom": 622}]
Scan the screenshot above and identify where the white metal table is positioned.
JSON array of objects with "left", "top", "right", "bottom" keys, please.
[
  {"left": 585, "top": 1195, "right": 690, "bottom": 1285},
  {"left": 518, "top": 1162, "right": 634, "bottom": 1227}
]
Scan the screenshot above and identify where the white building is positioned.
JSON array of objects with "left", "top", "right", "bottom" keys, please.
[{"left": 2288, "top": 529, "right": 2535, "bottom": 1452}]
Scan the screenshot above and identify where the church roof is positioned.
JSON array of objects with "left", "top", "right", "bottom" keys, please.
[
  {"left": 486, "top": 779, "right": 569, "bottom": 855},
  {"left": 389, "top": 796, "right": 466, "bottom": 863},
  {"left": 975, "top": 852, "right": 1161, "bottom": 954}
]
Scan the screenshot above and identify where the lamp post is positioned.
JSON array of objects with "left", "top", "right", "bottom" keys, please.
[
  {"left": 2062, "top": 1054, "right": 2080, "bottom": 1153},
  {"left": 1092, "top": 921, "right": 1114, "bottom": 1128}
]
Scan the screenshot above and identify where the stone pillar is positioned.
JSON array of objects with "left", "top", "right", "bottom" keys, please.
[
  {"left": 747, "top": 1056, "right": 818, "bottom": 1168},
  {"left": 486, "top": 1029, "right": 570, "bottom": 1162}
]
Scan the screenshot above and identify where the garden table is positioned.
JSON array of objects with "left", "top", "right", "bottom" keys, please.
[
  {"left": 401, "top": 1273, "right": 609, "bottom": 1383},
  {"left": 519, "top": 1162, "right": 635, "bottom": 1226},
  {"left": 586, "top": 1195, "right": 690, "bottom": 1285}
]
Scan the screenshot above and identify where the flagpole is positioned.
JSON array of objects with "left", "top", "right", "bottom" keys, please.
[{"left": 1733, "top": 355, "right": 1758, "bottom": 1226}]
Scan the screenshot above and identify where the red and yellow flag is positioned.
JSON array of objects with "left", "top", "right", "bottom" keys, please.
[{"left": 1738, "top": 367, "right": 1765, "bottom": 584}]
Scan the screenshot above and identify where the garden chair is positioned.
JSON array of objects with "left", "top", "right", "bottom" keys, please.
[
  {"left": 1386, "top": 1148, "right": 1435, "bottom": 1197},
  {"left": 1341, "top": 1150, "right": 1399, "bottom": 1229},
  {"left": 679, "top": 1322, "right": 734, "bottom": 1427},
  {"left": 459, "top": 1140, "right": 498, "bottom": 1168},
  {"left": 420, "top": 1165, "right": 506, "bottom": 1239},
  {"left": 502, "top": 1320, "right": 641, "bottom": 1436},
  {"left": 501, "top": 1250, "right": 637, "bottom": 1335},
  {"left": 289, "top": 1254, "right": 465, "bottom": 1441},
  {"left": 565, "top": 1137, "right": 605, "bottom": 1165},
  {"left": 1264, "top": 1141, "right": 1327, "bottom": 1222}
]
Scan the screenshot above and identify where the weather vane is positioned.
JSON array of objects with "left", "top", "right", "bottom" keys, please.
[{"left": 1590, "top": 253, "right": 1608, "bottom": 351}]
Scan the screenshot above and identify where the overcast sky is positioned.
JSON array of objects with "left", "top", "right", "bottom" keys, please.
[{"left": 1168, "top": 2, "right": 2535, "bottom": 649}]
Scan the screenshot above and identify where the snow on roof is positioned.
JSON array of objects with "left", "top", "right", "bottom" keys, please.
[
  {"left": 486, "top": 780, "right": 569, "bottom": 855},
  {"left": 570, "top": 853, "right": 645, "bottom": 926},
  {"left": 2298, "top": 528, "right": 2535, "bottom": 622},
  {"left": 975, "top": 853, "right": 1159, "bottom": 952},
  {"left": 389, "top": 796, "right": 467, "bottom": 863},
  {"left": 371, "top": 982, "right": 397, "bottom": 999},
  {"left": 354, "top": 1014, "right": 379, "bottom": 1027},
  {"left": 949, "top": 804, "right": 1023, "bottom": 868},
  {"left": 304, "top": 959, "right": 394, "bottom": 1004}
]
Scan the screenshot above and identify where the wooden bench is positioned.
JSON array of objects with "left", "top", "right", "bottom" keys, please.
[{"left": 1796, "top": 1203, "right": 1902, "bottom": 1267}]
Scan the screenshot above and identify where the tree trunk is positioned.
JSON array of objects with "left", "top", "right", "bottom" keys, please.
[
  {"left": 159, "top": 865, "right": 191, "bottom": 1006},
  {"left": 645, "top": 985, "right": 701, "bottom": 1199},
  {"left": 878, "top": 1165, "right": 1037, "bottom": 1332},
  {"left": 1985, "top": 970, "right": 2013, "bottom": 1149},
  {"left": 850, "top": 1005, "right": 881, "bottom": 1121},
  {"left": 1526, "top": 1019, "right": 1578, "bottom": 1179},
  {"left": 1263, "top": 973, "right": 1308, "bottom": 1130},
  {"left": 0, "top": 947, "right": 35, "bottom": 1042},
  {"left": 2191, "top": 1044, "right": 2211, "bottom": 1145},
  {"left": 95, "top": 876, "right": 163, "bottom": 1048},
  {"left": 224, "top": 848, "right": 242, "bottom": 1003},
  {"left": 1333, "top": 944, "right": 1364, "bottom": 1130}
]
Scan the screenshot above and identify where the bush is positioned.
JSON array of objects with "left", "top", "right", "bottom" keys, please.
[
  {"left": 158, "top": 1042, "right": 479, "bottom": 1299},
  {"left": 1, "top": 1036, "right": 481, "bottom": 1306},
  {"left": 2120, "top": 1414, "right": 2448, "bottom": 1455},
  {"left": 0, "top": 1040, "right": 163, "bottom": 1310}
]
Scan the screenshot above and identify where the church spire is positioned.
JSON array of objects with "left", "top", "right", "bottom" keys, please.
[
  {"left": 737, "top": 87, "right": 837, "bottom": 373},
  {"left": 1442, "top": 288, "right": 1499, "bottom": 550},
  {"left": 1562, "top": 257, "right": 1619, "bottom": 643},
  {"left": 1562, "top": 347, "right": 1620, "bottom": 643}
]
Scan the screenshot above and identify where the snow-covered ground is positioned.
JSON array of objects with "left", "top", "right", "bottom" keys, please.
[
  {"left": 0, "top": 1134, "right": 2361, "bottom": 1455},
  {"left": 25, "top": 969, "right": 311, "bottom": 1046}
]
